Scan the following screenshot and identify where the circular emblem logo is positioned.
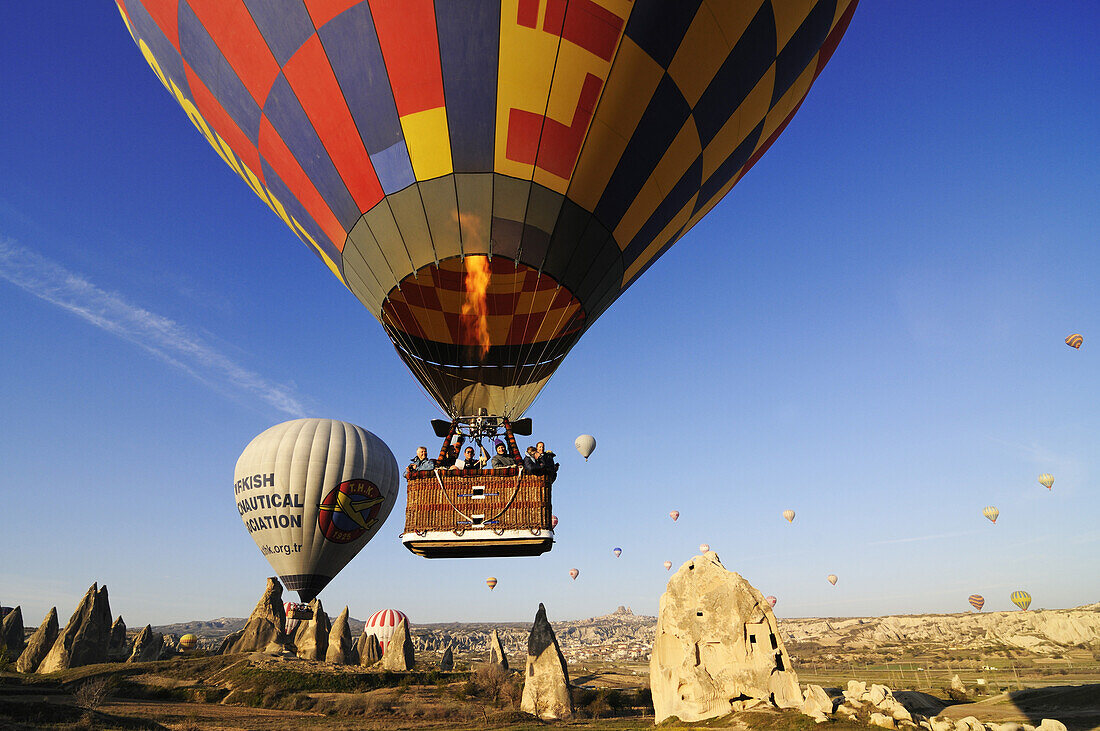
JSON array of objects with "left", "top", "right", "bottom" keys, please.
[{"left": 317, "top": 479, "right": 386, "bottom": 544}]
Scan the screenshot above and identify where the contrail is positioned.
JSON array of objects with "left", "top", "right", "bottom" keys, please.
[{"left": 0, "top": 239, "right": 307, "bottom": 417}]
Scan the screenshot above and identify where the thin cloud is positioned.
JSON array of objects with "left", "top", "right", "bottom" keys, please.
[
  {"left": 0, "top": 239, "right": 306, "bottom": 417},
  {"left": 866, "top": 529, "right": 978, "bottom": 546}
]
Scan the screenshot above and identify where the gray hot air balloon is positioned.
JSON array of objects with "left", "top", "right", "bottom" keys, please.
[
  {"left": 235, "top": 418, "right": 399, "bottom": 602},
  {"left": 575, "top": 434, "right": 596, "bottom": 461}
]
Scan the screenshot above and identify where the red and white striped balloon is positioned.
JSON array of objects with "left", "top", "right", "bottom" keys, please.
[{"left": 363, "top": 608, "right": 408, "bottom": 653}]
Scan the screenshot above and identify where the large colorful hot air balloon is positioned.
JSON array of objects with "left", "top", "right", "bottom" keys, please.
[
  {"left": 827, "top": 574, "right": 838, "bottom": 585},
  {"left": 1010, "top": 591, "right": 1032, "bottom": 611},
  {"left": 968, "top": 594, "right": 985, "bottom": 612},
  {"left": 235, "top": 419, "right": 398, "bottom": 602},
  {"left": 364, "top": 608, "right": 408, "bottom": 652},
  {"left": 982, "top": 506, "right": 999, "bottom": 524},
  {"left": 574, "top": 435, "right": 596, "bottom": 461},
  {"left": 116, "top": 0, "right": 859, "bottom": 419},
  {"left": 1038, "top": 474, "right": 1054, "bottom": 490},
  {"left": 178, "top": 634, "right": 198, "bottom": 651},
  {"left": 1066, "top": 333, "right": 1083, "bottom": 349},
  {"left": 663, "top": 560, "right": 673, "bottom": 571},
  {"left": 783, "top": 509, "right": 795, "bottom": 523},
  {"left": 486, "top": 576, "right": 498, "bottom": 591},
  {"left": 569, "top": 568, "right": 579, "bottom": 581},
  {"left": 669, "top": 510, "right": 680, "bottom": 522},
  {"left": 612, "top": 547, "right": 622, "bottom": 558}
]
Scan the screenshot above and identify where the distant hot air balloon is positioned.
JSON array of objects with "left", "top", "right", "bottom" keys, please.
[
  {"left": 612, "top": 547, "right": 622, "bottom": 558},
  {"left": 982, "top": 506, "right": 999, "bottom": 524},
  {"left": 827, "top": 574, "right": 838, "bottom": 586},
  {"left": 569, "top": 568, "right": 579, "bottom": 581},
  {"left": 669, "top": 510, "right": 680, "bottom": 522},
  {"left": 968, "top": 594, "right": 985, "bottom": 612},
  {"left": 663, "top": 560, "right": 672, "bottom": 571},
  {"left": 783, "top": 509, "right": 796, "bottom": 523},
  {"left": 1066, "top": 334, "right": 1083, "bottom": 349},
  {"left": 178, "top": 634, "right": 197, "bottom": 651},
  {"left": 1038, "top": 474, "right": 1054, "bottom": 490},
  {"left": 235, "top": 419, "right": 398, "bottom": 603},
  {"left": 551, "top": 515, "right": 559, "bottom": 529},
  {"left": 575, "top": 435, "right": 596, "bottom": 461},
  {"left": 1011, "top": 591, "right": 1032, "bottom": 611},
  {"left": 766, "top": 596, "right": 777, "bottom": 608},
  {"left": 117, "top": 1, "right": 860, "bottom": 421},
  {"left": 364, "top": 609, "right": 408, "bottom": 652},
  {"left": 486, "top": 577, "right": 498, "bottom": 591},
  {"left": 699, "top": 543, "right": 710, "bottom": 553}
]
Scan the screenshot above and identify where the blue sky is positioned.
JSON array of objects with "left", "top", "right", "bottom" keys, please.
[{"left": 1, "top": 4, "right": 1097, "bottom": 628}]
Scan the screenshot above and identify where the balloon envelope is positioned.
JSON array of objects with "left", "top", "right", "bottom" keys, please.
[
  {"left": 1038, "top": 474, "right": 1054, "bottom": 490},
  {"left": 766, "top": 596, "right": 777, "bottom": 608},
  {"left": 117, "top": 1, "right": 858, "bottom": 418},
  {"left": 699, "top": 543, "right": 710, "bottom": 553},
  {"left": 179, "top": 634, "right": 197, "bottom": 651},
  {"left": 968, "top": 594, "right": 985, "bottom": 612},
  {"left": 235, "top": 418, "right": 399, "bottom": 602},
  {"left": 612, "top": 547, "right": 622, "bottom": 558},
  {"left": 982, "top": 506, "right": 999, "bottom": 524},
  {"left": 783, "top": 509, "right": 795, "bottom": 523},
  {"left": 669, "top": 510, "right": 680, "bottom": 522},
  {"left": 364, "top": 609, "right": 408, "bottom": 652},
  {"left": 574, "top": 435, "right": 596, "bottom": 461},
  {"left": 1066, "top": 333, "right": 1083, "bottom": 349},
  {"left": 827, "top": 574, "right": 838, "bottom": 585},
  {"left": 486, "top": 576, "right": 498, "bottom": 591},
  {"left": 1011, "top": 591, "right": 1032, "bottom": 611},
  {"left": 569, "top": 568, "right": 579, "bottom": 580},
  {"left": 663, "top": 560, "right": 672, "bottom": 571},
  {"left": 551, "top": 514, "right": 559, "bottom": 529}
]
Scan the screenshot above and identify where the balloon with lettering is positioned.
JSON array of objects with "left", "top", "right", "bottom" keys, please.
[
  {"left": 569, "top": 568, "right": 580, "bottom": 581},
  {"left": 968, "top": 594, "right": 984, "bottom": 612},
  {"left": 117, "top": 1, "right": 859, "bottom": 419},
  {"left": 982, "top": 506, "right": 999, "bottom": 524},
  {"left": 1010, "top": 591, "right": 1032, "bottom": 611},
  {"left": 783, "top": 509, "right": 795, "bottom": 523},
  {"left": 827, "top": 574, "right": 838, "bottom": 585},
  {"left": 235, "top": 418, "right": 398, "bottom": 602}
]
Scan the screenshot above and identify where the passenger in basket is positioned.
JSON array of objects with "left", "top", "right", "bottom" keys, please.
[
  {"left": 535, "top": 441, "right": 559, "bottom": 478},
  {"left": 409, "top": 446, "right": 436, "bottom": 472},
  {"left": 489, "top": 440, "right": 516, "bottom": 468},
  {"left": 437, "top": 442, "right": 459, "bottom": 469},
  {"left": 523, "top": 446, "right": 543, "bottom": 474},
  {"left": 452, "top": 445, "right": 482, "bottom": 470}
]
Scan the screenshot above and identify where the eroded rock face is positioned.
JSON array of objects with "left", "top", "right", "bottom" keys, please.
[
  {"left": 127, "top": 625, "right": 165, "bottom": 663},
  {"left": 359, "top": 633, "right": 381, "bottom": 666},
  {"left": 293, "top": 598, "right": 329, "bottom": 661},
  {"left": 108, "top": 616, "right": 128, "bottom": 661},
  {"left": 381, "top": 618, "right": 414, "bottom": 671},
  {"left": 2, "top": 606, "right": 25, "bottom": 659},
  {"left": 488, "top": 628, "right": 508, "bottom": 670},
  {"left": 440, "top": 645, "right": 454, "bottom": 671},
  {"left": 16, "top": 607, "right": 58, "bottom": 673},
  {"left": 219, "top": 577, "right": 286, "bottom": 655},
  {"left": 520, "top": 603, "right": 572, "bottom": 720},
  {"left": 326, "top": 606, "right": 356, "bottom": 665},
  {"left": 649, "top": 553, "right": 801, "bottom": 723},
  {"left": 38, "top": 583, "right": 113, "bottom": 673}
]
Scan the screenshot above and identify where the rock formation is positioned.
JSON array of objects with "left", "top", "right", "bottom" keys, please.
[
  {"left": 38, "top": 583, "right": 113, "bottom": 673},
  {"left": 325, "top": 606, "right": 356, "bottom": 665},
  {"left": 801, "top": 684, "right": 835, "bottom": 721},
  {"left": 520, "top": 603, "right": 572, "bottom": 720},
  {"left": 649, "top": 552, "right": 801, "bottom": 723},
  {"left": 359, "top": 633, "right": 381, "bottom": 666},
  {"left": 127, "top": 625, "right": 165, "bottom": 663},
  {"left": 16, "top": 607, "right": 57, "bottom": 673},
  {"left": 218, "top": 577, "right": 286, "bottom": 655},
  {"left": 293, "top": 598, "right": 329, "bottom": 661},
  {"left": 488, "top": 628, "right": 508, "bottom": 670},
  {"left": 1, "top": 605, "right": 25, "bottom": 659},
  {"left": 107, "top": 616, "right": 128, "bottom": 661},
  {"left": 381, "top": 618, "right": 415, "bottom": 671},
  {"left": 440, "top": 645, "right": 454, "bottom": 671}
]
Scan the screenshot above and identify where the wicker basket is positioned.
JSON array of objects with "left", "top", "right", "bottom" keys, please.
[{"left": 404, "top": 470, "right": 552, "bottom": 534}]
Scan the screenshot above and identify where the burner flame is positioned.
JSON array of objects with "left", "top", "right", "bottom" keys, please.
[{"left": 461, "top": 255, "right": 491, "bottom": 359}]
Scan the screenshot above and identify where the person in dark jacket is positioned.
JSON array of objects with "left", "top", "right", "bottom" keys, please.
[
  {"left": 409, "top": 446, "right": 435, "bottom": 472},
  {"left": 489, "top": 440, "right": 516, "bottom": 468},
  {"left": 522, "top": 446, "right": 542, "bottom": 474}
]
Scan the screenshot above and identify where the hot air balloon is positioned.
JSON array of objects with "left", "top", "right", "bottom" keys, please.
[
  {"left": 1011, "top": 591, "right": 1032, "bottom": 611},
  {"left": 1066, "top": 334, "right": 1083, "bottom": 349},
  {"left": 982, "top": 506, "right": 999, "bottom": 524},
  {"left": 284, "top": 601, "right": 313, "bottom": 636},
  {"left": 783, "top": 509, "right": 795, "bottom": 523},
  {"left": 765, "top": 596, "right": 777, "bottom": 608},
  {"left": 827, "top": 574, "right": 838, "bottom": 585},
  {"left": 669, "top": 511, "right": 680, "bottom": 522},
  {"left": 569, "top": 568, "right": 579, "bottom": 581},
  {"left": 235, "top": 419, "right": 398, "bottom": 602},
  {"left": 575, "top": 435, "right": 596, "bottom": 461},
  {"left": 117, "top": 1, "right": 858, "bottom": 422},
  {"left": 612, "top": 547, "right": 622, "bottom": 558},
  {"left": 663, "top": 560, "right": 672, "bottom": 571},
  {"left": 551, "top": 515, "right": 559, "bottom": 529},
  {"left": 364, "top": 609, "right": 408, "bottom": 652},
  {"left": 178, "top": 634, "right": 197, "bottom": 651},
  {"left": 1038, "top": 474, "right": 1054, "bottom": 490},
  {"left": 486, "top": 576, "right": 498, "bottom": 591},
  {"left": 968, "top": 594, "right": 985, "bottom": 612},
  {"left": 699, "top": 543, "right": 710, "bottom": 553}
]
